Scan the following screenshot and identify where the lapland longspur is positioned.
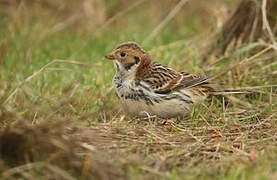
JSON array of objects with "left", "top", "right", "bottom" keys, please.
[{"left": 105, "top": 42, "right": 221, "bottom": 120}]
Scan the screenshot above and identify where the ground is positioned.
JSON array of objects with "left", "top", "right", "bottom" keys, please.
[{"left": 0, "top": 1, "right": 277, "bottom": 179}]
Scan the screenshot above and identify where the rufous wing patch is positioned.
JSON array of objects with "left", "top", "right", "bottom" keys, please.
[{"left": 154, "top": 73, "right": 182, "bottom": 93}]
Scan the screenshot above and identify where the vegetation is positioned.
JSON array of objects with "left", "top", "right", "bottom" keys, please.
[{"left": 0, "top": 0, "right": 276, "bottom": 179}]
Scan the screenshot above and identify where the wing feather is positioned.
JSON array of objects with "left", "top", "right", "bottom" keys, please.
[{"left": 141, "top": 63, "right": 213, "bottom": 94}]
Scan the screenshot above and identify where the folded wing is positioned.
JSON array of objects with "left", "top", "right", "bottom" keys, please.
[{"left": 142, "top": 63, "right": 213, "bottom": 94}]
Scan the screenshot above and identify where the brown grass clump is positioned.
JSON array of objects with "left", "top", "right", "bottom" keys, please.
[
  {"left": 203, "top": 0, "right": 277, "bottom": 60},
  {"left": 0, "top": 119, "right": 75, "bottom": 165},
  {"left": 0, "top": 118, "right": 129, "bottom": 179}
]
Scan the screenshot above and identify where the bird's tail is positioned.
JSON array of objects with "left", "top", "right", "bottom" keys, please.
[{"left": 210, "top": 89, "right": 251, "bottom": 95}]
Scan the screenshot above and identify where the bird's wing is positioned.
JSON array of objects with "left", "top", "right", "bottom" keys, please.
[
  {"left": 141, "top": 63, "right": 213, "bottom": 94},
  {"left": 173, "top": 72, "right": 213, "bottom": 90}
]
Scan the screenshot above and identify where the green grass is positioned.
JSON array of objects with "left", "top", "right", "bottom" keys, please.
[{"left": 0, "top": 1, "right": 277, "bottom": 179}]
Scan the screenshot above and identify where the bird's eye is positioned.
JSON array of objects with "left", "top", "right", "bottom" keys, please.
[
  {"left": 134, "top": 56, "right": 140, "bottom": 64},
  {"left": 120, "top": 52, "right": 126, "bottom": 57}
]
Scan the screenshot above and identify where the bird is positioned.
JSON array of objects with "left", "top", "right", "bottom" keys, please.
[{"left": 105, "top": 41, "right": 233, "bottom": 121}]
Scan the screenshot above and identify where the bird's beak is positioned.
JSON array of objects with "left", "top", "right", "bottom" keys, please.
[{"left": 105, "top": 53, "right": 115, "bottom": 60}]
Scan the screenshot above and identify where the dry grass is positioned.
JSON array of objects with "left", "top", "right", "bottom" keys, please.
[{"left": 0, "top": 110, "right": 277, "bottom": 179}]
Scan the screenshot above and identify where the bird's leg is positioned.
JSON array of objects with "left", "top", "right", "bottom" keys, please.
[
  {"left": 177, "top": 114, "right": 191, "bottom": 124},
  {"left": 176, "top": 116, "right": 182, "bottom": 124}
]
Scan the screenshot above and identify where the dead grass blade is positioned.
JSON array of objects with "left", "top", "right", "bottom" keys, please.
[
  {"left": 95, "top": 0, "right": 147, "bottom": 34},
  {"left": 143, "top": 0, "right": 190, "bottom": 45},
  {"left": 212, "top": 46, "right": 273, "bottom": 78},
  {"left": 1, "top": 162, "right": 45, "bottom": 179},
  {"left": 262, "top": 0, "right": 277, "bottom": 50},
  {"left": 46, "top": 164, "right": 76, "bottom": 180}
]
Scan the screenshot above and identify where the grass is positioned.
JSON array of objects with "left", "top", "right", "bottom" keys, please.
[{"left": 0, "top": 0, "right": 277, "bottom": 179}]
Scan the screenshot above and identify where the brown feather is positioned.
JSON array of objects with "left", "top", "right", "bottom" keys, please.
[
  {"left": 156, "top": 73, "right": 182, "bottom": 93},
  {"left": 116, "top": 42, "right": 146, "bottom": 54},
  {"left": 135, "top": 54, "right": 152, "bottom": 80}
]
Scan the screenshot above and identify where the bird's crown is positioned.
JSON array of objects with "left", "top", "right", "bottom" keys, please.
[{"left": 115, "top": 42, "right": 146, "bottom": 53}]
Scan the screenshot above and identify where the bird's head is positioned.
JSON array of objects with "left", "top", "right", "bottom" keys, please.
[{"left": 105, "top": 42, "right": 152, "bottom": 79}]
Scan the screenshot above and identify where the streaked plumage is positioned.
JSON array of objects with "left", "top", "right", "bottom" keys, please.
[{"left": 105, "top": 42, "right": 214, "bottom": 119}]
